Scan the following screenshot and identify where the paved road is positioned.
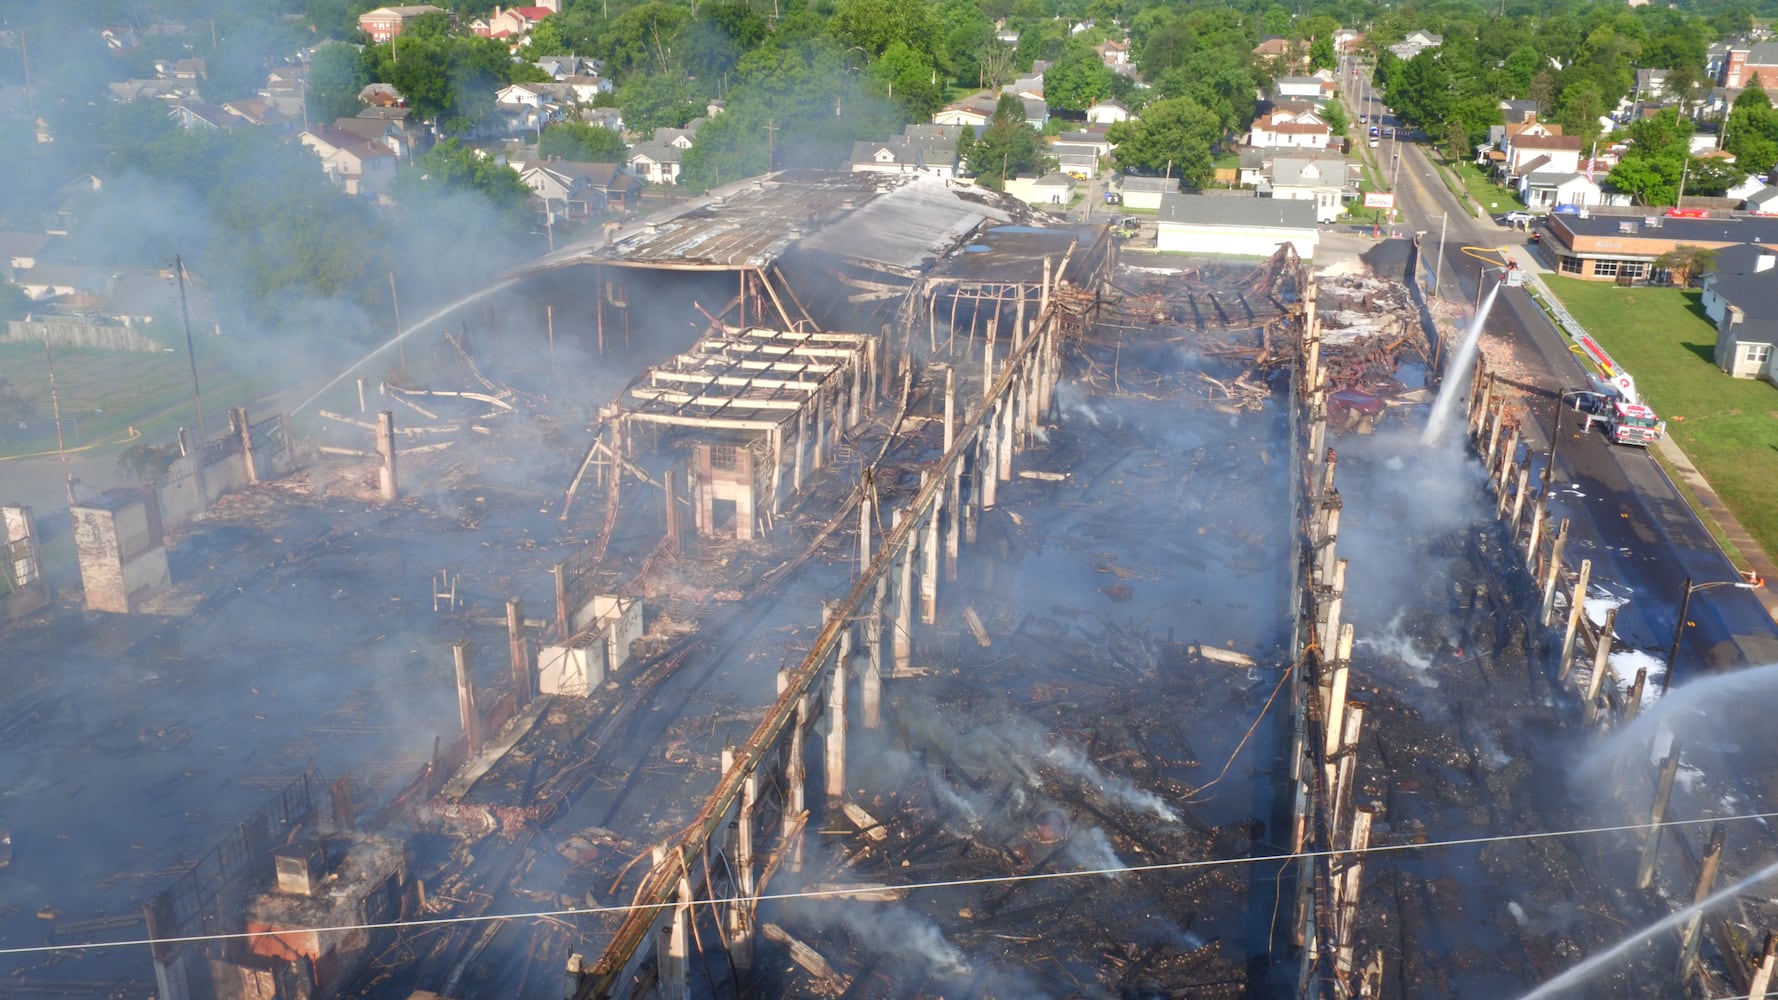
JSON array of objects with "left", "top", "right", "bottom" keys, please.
[{"left": 1382, "top": 136, "right": 1778, "bottom": 676}]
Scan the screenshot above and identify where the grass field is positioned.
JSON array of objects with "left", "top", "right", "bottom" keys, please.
[
  {"left": 1544, "top": 277, "right": 1778, "bottom": 560},
  {"left": 0, "top": 340, "right": 272, "bottom": 461},
  {"left": 1452, "top": 160, "right": 1521, "bottom": 215}
]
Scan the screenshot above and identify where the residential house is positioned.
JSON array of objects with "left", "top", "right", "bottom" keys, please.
[
  {"left": 523, "top": 161, "right": 644, "bottom": 219},
  {"left": 1056, "top": 127, "right": 1113, "bottom": 160},
  {"left": 1518, "top": 171, "right": 1603, "bottom": 210},
  {"left": 13, "top": 265, "right": 102, "bottom": 302},
  {"left": 848, "top": 126, "right": 963, "bottom": 179},
  {"left": 479, "top": 6, "right": 555, "bottom": 39},
  {"left": 0, "top": 231, "right": 58, "bottom": 277},
  {"left": 534, "top": 55, "right": 593, "bottom": 80},
  {"left": 561, "top": 75, "right": 614, "bottom": 102},
  {"left": 1389, "top": 30, "right": 1443, "bottom": 61},
  {"left": 1717, "top": 41, "right": 1778, "bottom": 88},
  {"left": 1238, "top": 146, "right": 1355, "bottom": 187},
  {"left": 1248, "top": 107, "right": 1331, "bottom": 150},
  {"left": 300, "top": 127, "right": 398, "bottom": 196},
  {"left": 1704, "top": 243, "right": 1778, "bottom": 381},
  {"left": 1118, "top": 175, "right": 1180, "bottom": 211},
  {"left": 1266, "top": 156, "right": 1354, "bottom": 222},
  {"left": 1156, "top": 193, "right": 1319, "bottom": 258},
  {"left": 1744, "top": 186, "right": 1778, "bottom": 214},
  {"left": 102, "top": 26, "right": 141, "bottom": 50},
  {"left": 1252, "top": 36, "right": 1295, "bottom": 66},
  {"left": 1097, "top": 39, "right": 1130, "bottom": 67},
  {"left": 580, "top": 107, "right": 625, "bottom": 132},
  {"left": 358, "top": 5, "right": 444, "bottom": 43},
  {"left": 1634, "top": 68, "right": 1673, "bottom": 101},
  {"left": 360, "top": 83, "right": 405, "bottom": 108},
  {"left": 1332, "top": 29, "right": 1365, "bottom": 54},
  {"left": 933, "top": 94, "right": 996, "bottom": 127},
  {"left": 221, "top": 98, "right": 297, "bottom": 129},
  {"left": 497, "top": 82, "right": 579, "bottom": 109},
  {"left": 168, "top": 101, "right": 234, "bottom": 131},
  {"left": 1085, "top": 99, "right": 1130, "bottom": 125},
  {"left": 1501, "top": 131, "right": 1582, "bottom": 181},
  {"left": 993, "top": 19, "right": 1019, "bottom": 45},
  {"left": 155, "top": 58, "right": 206, "bottom": 81},
  {"left": 1004, "top": 173, "right": 1077, "bottom": 207},
  {"left": 331, "top": 114, "right": 415, "bottom": 157},
  {"left": 1275, "top": 77, "right": 1334, "bottom": 105},
  {"left": 1051, "top": 143, "right": 1101, "bottom": 179},
  {"left": 108, "top": 79, "right": 184, "bottom": 103},
  {"left": 627, "top": 120, "right": 702, "bottom": 185}
]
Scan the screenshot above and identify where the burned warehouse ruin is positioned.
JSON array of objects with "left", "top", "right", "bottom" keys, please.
[{"left": 5, "top": 167, "right": 1778, "bottom": 1000}]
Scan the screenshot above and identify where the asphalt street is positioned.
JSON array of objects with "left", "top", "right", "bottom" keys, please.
[{"left": 1356, "top": 86, "right": 1778, "bottom": 677}]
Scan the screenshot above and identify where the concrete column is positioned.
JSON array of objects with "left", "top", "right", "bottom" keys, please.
[
  {"left": 997, "top": 394, "right": 1014, "bottom": 481},
  {"left": 813, "top": 389, "right": 827, "bottom": 471},
  {"left": 963, "top": 437, "right": 979, "bottom": 544},
  {"left": 893, "top": 510, "right": 913, "bottom": 677},
  {"left": 848, "top": 353, "right": 861, "bottom": 429},
  {"left": 826, "top": 623, "right": 849, "bottom": 802},
  {"left": 664, "top": 470, "right": 680, "bottom": 553},
  {"left": 983, "top": 325, "right": 996, "bottom": 389},
  {"left": 657, "top": 846, "right": 692, "bottom": 1000},
  {"left": 233, "top": 407, "right": 258, "bottom": 485},
  {"left": 507, "top": 597, "right": 531, "bottom": 708},
  {"left": 729, "top": 765, "right": 759, "bottom": 969},
  {"left": 1557, "top": 559, "right": 1592, "bottom": 681},
  {"left": 453, "top": 641, "right": 480, "bottom": 757},
  {"left": 864, "top": 575, "right": 885, "bottom": 729},
  {"left": 943, "top": 365, "right": 955, "bottom": 454},
  {"left": 1676, "top": 825, "right": 1726, "bottom": 980},
  {"left": 982, "top": 412, "right": 1000, "bottom": 507},
  {"left": 1539, "top": 518, "right": 1570, "bottom": 627},
  {"left": 376, "top": 410, "right": 397, "bottom": 502},
  {"left": 1637, "top": 739, "right": 1684, "bottom": 889},
  {"left": 1037, "top": 325, "right": 1056, "bottom": 416}
]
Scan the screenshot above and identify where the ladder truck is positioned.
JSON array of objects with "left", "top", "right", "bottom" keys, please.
[{"left": 1568, "top": 331, "right": 1665, "bottom": 447}]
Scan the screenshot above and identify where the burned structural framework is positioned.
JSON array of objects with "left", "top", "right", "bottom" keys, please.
[{"left": 3, "top": 168, "right": 1421, "bottom": 1000}]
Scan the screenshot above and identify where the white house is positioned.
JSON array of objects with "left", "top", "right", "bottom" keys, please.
[
  {"left": 626, "top": 121, "right": 702, "bottom": 184},
  {"left": 1268, "top": 157, "right": 1350, "bottom": 222},
  {"left": 1274, "top": 77, "right": 1332, "bottom": 104},
  {"left": 1705, "top": 243, "right": 1778, "bottom": 381},
  {"left": 1085, "top": 100, "right": 1131, "bottom": 125},
  {"left": 1119, "top": 175, "right": 1179, "bottom": 211},
  {"left": 1248, "top": 108, "right": 1331, "bottom": 150},
  {"left": 1004, "top": 172, "right": 1077, "bottom": 206},
  {"left": 1156, "top": 193, "right": 1319, "bottom": 258},
  {"left": 1389, "top": 30, "right": 1442, "bottom": 61}
]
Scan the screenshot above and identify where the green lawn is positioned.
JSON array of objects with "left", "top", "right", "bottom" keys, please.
[
  {"left": 1544, "top": 277, "right": 1778, "bottom": 561},
  {"left": 1451, "top": 159, "right": 1522, "bottom": 215}
]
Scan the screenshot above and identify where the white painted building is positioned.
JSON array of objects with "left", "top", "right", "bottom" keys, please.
[{"left": 1155, "top": 193, "right": 1319, "bottom": 258}]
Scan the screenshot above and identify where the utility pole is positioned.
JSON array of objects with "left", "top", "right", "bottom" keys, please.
[
  {"left": 175, "top": 255, "right": 205, "bottom": 450},
  {"left": 43, "top": 341, "right": 73, "bottom": 504},
  {"left": 764, "top": 120, "right": 777, "bottom": 172},
  {"left": 1433, "top": 211, "right": 1448, "bottom": 299}
]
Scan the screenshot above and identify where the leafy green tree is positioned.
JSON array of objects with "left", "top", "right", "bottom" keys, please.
[
  {"left": 1322, "top": 100, "right": 1348, "bottom": 138},
  {"left": 539, "top": 121, "right": 628, "bottom": 161},
  {"left": 831, "top": 0, "right": 941, "bottom": 60},
  {"left": 397, "top": 138, "right": 533, "bottom": 228},
  {"left": 870, "top": 42, "right": 945, "bottom": 121},
  {"left": 1606, "top": 108, "right": 1693, "bottom": 205},
  {"left": 528, "top": 8, "right": 602, "bottom": 56},
  {"left": 599, "top": 3, "right": 694, "bottom": 77},
  {"left": 678, "top": 0, "right": 769, "bottom": 84},
  {"left": 1654, "top": 245, "right": 1717, "bottom": 285},
  {"left": 1389, "top": 50, "right": 1452, "bottom": 129},
  {"left": 308, "top": 41, "right": 369, "bottom": 124},
  {"left": 1443, "top": 121, "right": 1470, "bottom": 162},
  {"left": 1309, "top": 34, "right": 1335, "bottom": 72},
  {"left": 1105, "top": 96, "right": 1220, "bottom": 186},
  {"left": 1044, "top": 41, "right": 1114, "bottom": 111},
  {"left": 964, "top": 94, "right": 1045, "bottom": 188},
  {"left": 0, "top": 282, "right": 29, "bottom": 322},
  {"left": 1555, "top": 79, "right": 1605, "bottom": 148},
  {"left": 1726, "top": 86, "right": 1778, "bottom": 176},
  {"left": 617, "top": 73, "right": 704, "bottom": 133}
]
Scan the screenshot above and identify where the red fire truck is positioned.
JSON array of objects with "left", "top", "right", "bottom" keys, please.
[{"left": 1568, "top": 332, "right": 1665, "bottom": 446}]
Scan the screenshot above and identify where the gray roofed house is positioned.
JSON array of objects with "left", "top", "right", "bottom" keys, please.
[
  {"left": 1267, "top": 156, "right": 1353, "bottom": 222},
  {"left": 849, "top": 131, "right": 960, "bottom": 178},
  {"left": 1156, "top": 193, "right": 1319, "bottom": 257},
  {"left": 1057, "top": 128, "right": 1113, "bottom": 158},
  {"left": 1704, "top": 243, "right": 1778, "bottom": 381},
  {"left": 1051, "top": 142, "right": 1101, "bottom": 178},
  {"left": 0, "top": 231, "right": 58, "bottom": 273},
  {"left": 1744, "top": 187, "right": 1778, "bottom": 213},
  {"left": 1119, "top": 174, "right": 1180, "bottom": 210}
]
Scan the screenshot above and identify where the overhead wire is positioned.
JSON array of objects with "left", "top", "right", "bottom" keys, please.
[{"left": 8, "top": 807, "right": 1778, "bottom": 959}]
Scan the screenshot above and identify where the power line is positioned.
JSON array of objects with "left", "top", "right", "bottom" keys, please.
[{"left": 7, "top": 807, "right": 1778, "bottom": 959}]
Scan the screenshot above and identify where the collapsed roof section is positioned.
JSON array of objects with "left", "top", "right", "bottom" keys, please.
[{"left": 530, "top": 170, "right": 1035, "bottom": 275}]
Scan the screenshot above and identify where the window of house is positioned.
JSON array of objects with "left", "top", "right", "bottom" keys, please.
[
  {"left": 1621, "top": 260, "right": 1647, "bottom": 280},
  {"left": 1593, "top": 259, "right": 1619, "bottom": 277},
  {"left": 710, "top": 445, "right": 738, "bottom": 470},
  {"left": 1747, "top": 343, "right": 1772, "bottom": 365},
  {"left": 1561, "top": 256, "right": 1584, "bottom": 275}
]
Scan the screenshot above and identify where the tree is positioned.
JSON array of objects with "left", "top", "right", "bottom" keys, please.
[
  {"left": 1322, "top": 101, "right": 1348, "bottom": 138},
  {"left": 397, "top": 138, "right": 533, "bottom": 228},
  {"left": 599, "top": 3, "right": 694, "bottom": 77},
  {"left": 617, "top": 73, "right": 704, "bottom": 133},
  {"left": 1726, "top": 85, "right": 1778, "bottom": 175},
  {"left": 1043, "top": 42, "right": 1114, "bottom": 111},
  {"left": 1443, "top": 120, "right": 1470, "bottom": 163},
  {"left": 1309, "top": 34, "right": 1335, "bottom": 72},
  {"left": 1105, "top": 96, "right": 1220, "bottom": 186},
  {"left": 307, "top": 41, "right": 368, "bottom": 124},
  {"left": 0, "top": 282, "right": 29, "bottom": 322},
  {"left": 831, "top": 0, "right": 941, "bottom": 60},
  {"left": 539, "top": 121, "right": 627, "bottom": 161},
  {"left": 870, "top": 42, "right": 945, "bottom": 121},
  {"left": 1653, "top": 245, "right": 1717, "bottom": 286},
  {"left": 1606, "top": 108, "right": 1693, "bottom": 205},
  {"left": 1555, "top": 79, "right": 1605, "bottom": 148},
  {"left": 964, "top": 94, "right": 1044, "bottom": 188}
]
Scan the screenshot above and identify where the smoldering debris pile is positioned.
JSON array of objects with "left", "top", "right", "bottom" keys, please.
[{"left": 1314, "top": 272, "right": 1432, "bottom": 434}]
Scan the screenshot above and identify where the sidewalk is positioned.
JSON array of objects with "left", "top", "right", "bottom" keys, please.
[{"left": 1499, "top": 239, "right": 1778, "bottom": 620}]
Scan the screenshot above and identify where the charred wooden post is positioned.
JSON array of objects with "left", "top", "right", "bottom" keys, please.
[
  {"left": 893, "top": 509, "right": 913, "bottom": 676},
  {"left": 1638, "top": 740, "right": 1684, "bottom": 889},
  {"left": 507, "top": 597, "right": 531, "bottom": 708},
  {"left": 770, "top": 426, "right": 785, "bottom": 518},
  {"left": 921, "top": 478, "right": 940, "bottom": 625},
  {"left": 232, "top": 407, "right": 258, "bottom": 485},
  {"left": 376, "top": 409, "right": 398, "bottom": 501},
  {"left": 1677, "top": 825, "right": 1726, "bottom": 981},
  {"left": 663, "top": 470, "right": 680, "bottom": 554},
  {"left": 858, "top": 475, "right": 872, "bottom": 578},
  {"left": 1540, "top": 518, "right": 1571, "bottom": 627},
  {"left": 728, "top": 759, "right": 759, "bottom": 968},
  {"left": 1525, "top": 499, "right": 1548, "bottom": 571},
  {"left": 1484, "top": 402, "right": 1505, "bottom": 472},
  {"left": 1557, "top": 559, "right": 1593, "bottom": 681},
  {"left": 1510, "top": 464, "right": 1531, "bottom": 535},
  {"left": 946, "top": 461, "right": 962, "bottom": 581},
  {"left": 982, "top": 403, "right": 1001, "bottom": 507},
  {"left": 1625, "top": 666, "right": 1648, "bottom": 724},
  {"left": 1584, "top": 607, "right": 1618, "bottom": 725},
  {"left": 825, "top": 604, "right": 849, "bottom": 803},
  {"left": 793, "top": 407, "right": 807, "bottom": 493},
  {"left": 864, "top": 574, "right": 885, "bottom": 728},
  {"left": 652, "top": 844, "right": 691, "bottom": 1000},
  {"left": 1750, "top": 932, "right": 1777, "bottom": 998},
  {"left": 1334, "top": 806, "right": 1375, "bottom": 980},
  {"left": 997, "top": 390, "right": 1015, "bottom": 481},
  {"left": 453, "top": 640, "right": 481, "bottom": 758}
]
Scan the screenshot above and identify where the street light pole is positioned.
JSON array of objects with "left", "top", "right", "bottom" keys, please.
[
  {"left": 1663, "top": 577, "right": 1757, "bottom": 693},
  {"left": 1433, "top": 212, "right": 1448, "bottom": 299}
]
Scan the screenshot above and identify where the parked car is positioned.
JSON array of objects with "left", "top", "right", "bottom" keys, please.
[{"left": 1503, "top": 211, "right": 1534, "bottom": 226}]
